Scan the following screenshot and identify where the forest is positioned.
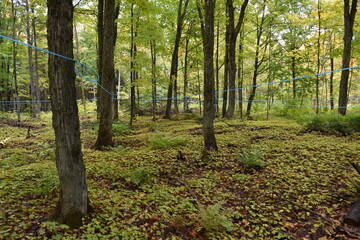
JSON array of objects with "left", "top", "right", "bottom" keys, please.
[{"left": 1, "top": 0, "right": 360, "bottom": 239}]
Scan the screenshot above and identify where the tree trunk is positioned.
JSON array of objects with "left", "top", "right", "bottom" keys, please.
[
  {"left": 225, "top": 0, "right": 248, "bottom": 119},
  {"left": 25, "top": 0, "right": 37, "bottom": 118},
  {"left": 330, "top": 55, "right": 334, "bottom": 110},
  {"left": 11, "top": 0, "right": 20, "bottom": 122},
  {"left": 32, "top": 7, "right": 41, "bottom": 116},
  {"left": 47, "top": 0, "right": 88, "bottom": 229},
  {"left": 198, "top": 0, "right": 218, "bottom": 151},
  {"left": 96, "top": 0, "right": 104, "bottom": 119},
  {"left": 338, "top": 0, "right": 357, "bottom": 116},
  {"left": 183, "top": 37, "right": 190, "bottom": 113},
  {"left": 315, "top": 0, "right": 321, "bottom": 114},
  {"left": 164, "top": 0, "right": 190, "bottom": 119},
  {"left": 95, "top": 0, "right": 115, "bottom": 149},
  {"left": 74, "top": 24, "right": 87, "bottom": 119},
  {"left": 150, "top": 40, "right": 157, "bottom": 120},
  {"left": 215, "top": 20, "right": 220, "bottom": 116}
]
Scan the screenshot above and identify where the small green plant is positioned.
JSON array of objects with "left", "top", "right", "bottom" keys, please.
[
  {"left": 150, "top": 133, "right": 187, "bottom": 149},
  {"left": 124, "top": 167, "right": 153, "bottom": 186},
  {"left": 112, "top": 121, "right": 132, "bottom": 135},
  {"left": 184, "top": 112, "right": 203, "bottom": 123},
  {"left": 198, "top": 203, "right": 234, "bottom": 231},
  {"left": 238, "top": 149, "right": 265, "bottom": 169}
]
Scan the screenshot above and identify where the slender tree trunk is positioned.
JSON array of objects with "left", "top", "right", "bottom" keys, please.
[
  {"left": 330, "top": 55, "right": 334, "bottom": 110},
  {"left": 95, "top": 0, "right": 115, "bottom": 149},
  {"left": 315, "top": 0, "right": 321, "bottom": 114},
  {"left": 113, "top": 3, "right": 120, "bottom": 121},
  {"left": 74, "top": 24, "right": 87, "bottom": 119},
  {"left": 130, "top": 4, "right": 136, "bottom": 126},
  {"left": 150, "top": 40, "right": 157, "bottom": 120},
  {"left": 96, "top": 0, "right": 104, "bottom": 119},
  {"left": 32, "top": 7, "right": 41, "bottom": 116},
  {"left": 338, "top": 0, "right": 357, "bottom": 115},
  {"left": 47, "top": 0, "right": 88, "bottom": 229},
  {"left": 25, "top": 0, "right": 37, "bottom": 118},
  {"left": 197, "top": 63, "right": 202, "bottom": 114},
  {"left": 183, "top": 37, "right": 190, "bottom": 113},
  {"left": 215, "top": 20, "right": 220, "bottom": 116},
  {"left": 164, "top": 0, "right": 190, "bottom": 119},
  {"left": 198, "top": 0, "right": 218, "bottom": 151},
  {"left": 291, "top": 53, "right": 296, "bottom": 99},
  {"left": 225, "top": 0, "right": 249, "bottom": 119},
  {"left": 11, "top": 0, "right": 20, "bottom": 122}
]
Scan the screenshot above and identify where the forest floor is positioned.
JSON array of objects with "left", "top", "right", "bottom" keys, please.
[{"left": 1, "top": 111, "right": 360, "bottom": 239}]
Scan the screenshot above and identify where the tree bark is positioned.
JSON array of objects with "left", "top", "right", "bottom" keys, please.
[
  {"left": 338, "top": 0, "right": 357, "bottom": 116},
  {"left": 96, "top": 0, "right": 104, "bottom": 119},
  {"left": 224, "top": 0, "right": 248, "bottom": 119},
  {"left": 198, "top": 0, "right": 218, "bottom": 151},
  {"left": 95, "top": 0, "right": 115, "bottom": 148},
  {"left": 47, "top": 0, "right": 88, "bottom": 229},
  {"left": 11, "top": 0, "right": 20, "bottom": 122},
  {"left": 150, "top": 40, "right": 157, "bottom": 120},
  {"left": 183, "top": 37, "right": 190, "bottom": 113},
  {"left": 164, "top": 0, "right": 190, "bottom": 119}
]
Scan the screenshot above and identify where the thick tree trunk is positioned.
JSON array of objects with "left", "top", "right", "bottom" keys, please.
[
  {"left": 47, "top": 0, "right": 88, "bottom": 229},
  {"left": 198, "top": 0, "right": 218, "bottom": 151},
  {"left": 338, "top": 0, "right": 357, "bottom": 116},
  {"left": 95, "top": 0, "right": 115, "bottom": 148}
]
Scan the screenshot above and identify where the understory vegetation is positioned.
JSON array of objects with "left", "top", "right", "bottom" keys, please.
[{"left": 1, "top": 108, "right": 360, "bottom": 239}]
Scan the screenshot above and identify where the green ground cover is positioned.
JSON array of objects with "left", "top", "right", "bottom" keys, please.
[{"left": 0, "top": 111, "right": 359, "bottom": 239}]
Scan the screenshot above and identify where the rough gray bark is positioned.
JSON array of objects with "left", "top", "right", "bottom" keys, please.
[
  {"left": 47, "top": 0, "right": 88, "bottom": 229},
  {"left": 338, "top": 0, "right": 357, "bottom": 116},
  {"left": 198, "top": 0, "right": 218, "bottom": 151},
  {"left": 95, "top": 0, "right": 115, "bottom": 148}
]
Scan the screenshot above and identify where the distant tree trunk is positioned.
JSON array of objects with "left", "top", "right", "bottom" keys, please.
[
  {"left": 245, "top": 3, "right": 267, "bottom": 119},
  {"left": 164, "top": 0, "right": 190, "bottom": 119},
  {"left": 47, "top": 0, "right": 88, "bottom": 229},
  {"left": 183, "top": 37, "right": 190, "bottom": 113},
  {"left": 222, "top": 30, "right": 229, "bottom": 118},
  {"left": 197, "top": 63, "right": 202, "bottom": 114},
  {"left": 338, "top": 0, "right": 357, "bottom": 116},
  {"left": 32, "top": 6, "right": 41, "bottom": 116},
  {"left": 129, "top": 4, "right": 138, "bottom": 126},
  {"left": 11, "top": 0, "right": 20, "bottom": 122},
  {"left": 114, "top": 70, "right": 119, "bottom": 120},
  {"left": 96, "top": 0, "right": 104, "bottom": 119},
  {"left": 238, "top": 30, "right": 244, "bottom": 119},
  {"left": 215, "top": 20, "right": 220, "bottom": 115},
  {"left": 330, "top": 49, "right": 334, "bottom": 110},
  {"left": 198, "top": 0, "right": 218, "bottom": 151},
  {"left": 25, "top": 0, "right": 37, "bottom": 118},
  {"left": 74, "top": 24, "right": 87, "bottom": 119},
  {"left": 150, "top": 40, "right": 157, "bottom": 120},
  {"left": 224, "top": 0, "right": 248, "bottom": 119},
  {"left": 113, "top": 3, "right": 120, "bottom": 121},
  {"left": 95, "top": 0, "right": 115, "bottom": 149},
  {"left": 315, "top": 0, "right": 321, "bottom": 114},
  {"left": 291, "top": 48, "right": 296, "bottom": 99}
]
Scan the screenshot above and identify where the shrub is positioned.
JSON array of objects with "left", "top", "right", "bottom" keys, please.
[
  {"left": 112, "top": 121, "right": 132, "bottom": 135},
  {"left": 124, "top": 167, "right": 154, "bottom": 186},
  {"left": 298, "top": 113, "right": 360, "bottom": 135},
  {"left": 238, "top": 149, "right": 265, "bottom": 169},
  {"left": 150, "top": 133, "right": 187, "bottom": 149},
  {"left": 198, "top": 203, "right": 234, "bottom": 231}
]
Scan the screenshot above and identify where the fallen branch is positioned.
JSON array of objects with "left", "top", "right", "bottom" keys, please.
[
  {"left": 170, "top": 176, "right": 200, "bottom": 202},
  {"left": 0, "top": 137, "right": 11, "bottom": 149}
]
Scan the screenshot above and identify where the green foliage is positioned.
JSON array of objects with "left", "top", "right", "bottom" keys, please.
[
  {"left": 238, "top": 149, "right": 265, "bottom": 169},
  {"left": 184, "top": 112, "right": 203, "bottom": 123},
  {"left": 124, "top": 167, "right": 153, "bottom": 186},
  {"left": 112, "top": 121, "right": 132, "bottom": 135},
  {"left": 298, "top": 113, "right": 360, "bottom": 135},
  {"left": 198, "top": 203, "right": 234, "bottom": 231},
  {"left": 149, "top": 133, "right": 188, "bottom": 149}
]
